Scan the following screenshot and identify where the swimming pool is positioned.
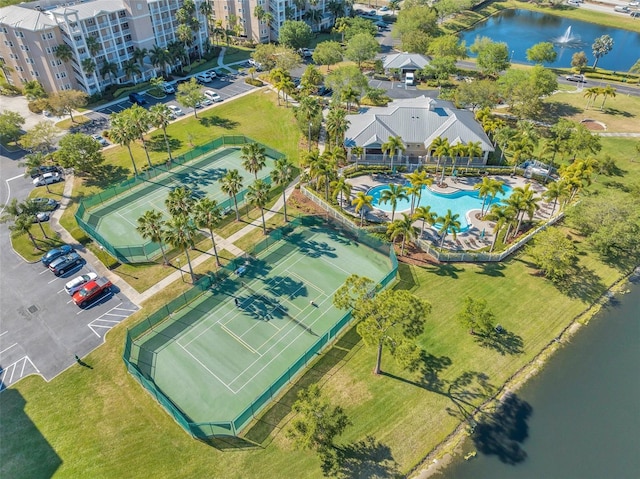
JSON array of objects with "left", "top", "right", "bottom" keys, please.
[{"left": 368, "top": 183, "right": 513, "bottom": 231}]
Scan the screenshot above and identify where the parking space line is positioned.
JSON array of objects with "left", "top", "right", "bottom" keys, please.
[
  {"left": 39, "top": 269, "right": 49, "bottom": 275},
  {"left": 0, "top": 331, "right": 7, "bottom": 337},
  {"left": 103, "top": 312, "right": 130, "bottom": 317},
  {"left": 47, "top": 277, "right": 60, "bottom": 284},
  {"left": 0, "top": 342, "right": 17, "bottom": 355},
  {"left": 76, "top": 293, "right": 114, "bottom": 315}
]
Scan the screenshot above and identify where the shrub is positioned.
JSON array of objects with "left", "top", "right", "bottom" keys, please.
[{"left": 245, "top": 78, "right": 264, "bottom": 87}]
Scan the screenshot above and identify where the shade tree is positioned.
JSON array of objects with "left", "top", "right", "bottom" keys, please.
[
  {"left": 456, "top": 296, "right": 496, "bottom": 336},
  {"left": 470, "top": 37, "right": 510, "bottom": 78},
  {"left": 527, "top": 227, "right": 578, "bottom": 282}
]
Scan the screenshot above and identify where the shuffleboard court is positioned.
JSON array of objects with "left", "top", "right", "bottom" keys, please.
[
  {"left": 91, "top": 147, "right": 275, "bottom": 248},
  {"left": 128, "top": 223, "right": 394, "bottom": 427}
]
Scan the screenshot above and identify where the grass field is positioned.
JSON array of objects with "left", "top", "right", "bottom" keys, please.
[{"left": 128, "top": 224, "right": 392, "bottom": 429}]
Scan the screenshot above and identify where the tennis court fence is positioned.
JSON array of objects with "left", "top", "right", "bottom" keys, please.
[
  {"left": 75, "top": 135, "right": 283, "bottom": 264},
  {"left": 123, "top": 216, "right": 398, "bottom": 439}
]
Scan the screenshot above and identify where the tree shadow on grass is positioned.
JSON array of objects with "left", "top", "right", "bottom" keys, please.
[
  {"left": 83, "top": 164, "right": 129, "bottom": 188},
  {"left": 556, "top": 264, "right": 606, "bottom": 303},
  {"left": 472, "top": 393, "right": 533, "bottom": 465},
  {"left": 147, "top": 135, "right": 182, "bottom": 153},
  {"left": 602, "top": 107, "right": 634, "bottom": 118},
  {"left": 325, "top": 436, "right": 401, "bottom": 479},
  {"left": 396, "top": 263, "right": 418, "bottom": 290},
  {"left": 473, "top": 329, "right": 524, "bottom": 356},
  {"left": 476, "top": 262, "right": 506, "bottom": 277},
  {"left": 601, "top": 180, "right": 631, "bottom": 193},
  {"left": 424, "top": 263, "right": 465, "bottom": 279},
  {"left": 540, "top": 102, "right": 582, "bottom": 124},
  {"left": 199, "top": 116, "right": 239, "bottom": 129}
]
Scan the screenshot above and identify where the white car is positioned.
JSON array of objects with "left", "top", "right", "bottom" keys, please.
[
  {"left": 91, "top": 134, "right": 109, "bottom": 147},
  {"left": 204, "top": 90, "right": 222, "bottom": 102},
  {"left": 168, "top": 105, "right": 184, "bottom": 116},
  {"left": 161, "top": 82, "right": 175, "bottom": 94},
  {"left": 629, "top": 1, "right": 639, "bottom": 6},
  {"left": 33, "top": 172, "right": 63, "bottom": 186},
  {"left": 64, "top": 272, "right": 98, "bottom": 295},
  {"left": 205, "top": 69, "right": 218, "bottom": 79},
  {"left": 195, "top": 73, "right": 213, "bottom": 84}
]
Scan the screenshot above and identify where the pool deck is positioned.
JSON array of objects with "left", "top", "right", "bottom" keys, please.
[{"left": 346, "top": 173, "right": 556, "bottom": 252}]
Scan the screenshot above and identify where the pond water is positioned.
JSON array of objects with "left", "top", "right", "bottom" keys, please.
[
  {"left": 437, "top": 278, "right": 640, "bottom": 479},
  {"left": 459, "top": 9, "right": 640, "bottom": 71},
  {"left": 367, "top": 184, "right": 512, "bottom": 231}
]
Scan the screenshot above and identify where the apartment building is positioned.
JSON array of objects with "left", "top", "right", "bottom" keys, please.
[
  {"left": 0, "top": 0, "right": 210, "bottom": 95},
  {"left": 209, "top": 0, "right": 336, "bottom": 44}
]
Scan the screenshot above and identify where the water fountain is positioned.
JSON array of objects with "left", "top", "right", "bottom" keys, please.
[
  {"left": 554, "top": 25, "right": 582, "bottom": 47},
  {"left": 559, "top": 26, "right": 575, "bottom": 43}
]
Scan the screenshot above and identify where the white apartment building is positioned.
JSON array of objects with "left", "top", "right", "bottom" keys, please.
[{"left": 0, "top": 0, "right": 210, "bottom": 95}]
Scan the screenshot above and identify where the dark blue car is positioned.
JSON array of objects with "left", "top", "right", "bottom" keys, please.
[{"left": 41, "top": 245, "right": 73, "bottom": 266}]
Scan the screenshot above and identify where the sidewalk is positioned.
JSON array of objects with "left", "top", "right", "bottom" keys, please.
[{"left": 52, "top": 174, "right": 299, "bottom": 306}]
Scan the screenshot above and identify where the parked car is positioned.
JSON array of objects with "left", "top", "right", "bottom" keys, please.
[
  {"left": 41, "top": 245, "right": 73, "bottom": 266},
  {"left": 168, "top": 105, "right": 185, "bottom": 116},
  {"left": 205, "top": 69, "right": 218, "bottom": 79},
  {"left": 31, "top": 197, "right": 59, "bottom": 211},
  {"left": 49, "top": 252, "right": 84, "bottom": 276},
  {"left": 91, "top": 134, "right": 109, "bottom": 147},
  {"left": 248, "top": 59, "right": 263, "bottom": 71},
  {"left": 629, "top": 1, "right": 640, "bottom": 7},
  {"left": 161, "top": 82, "right": 175, "bottom": 94},
  {"left": 632, "top": 11, "right": 640, "bottom": 17},
  {"left": 298, "top": 48, "right": 313, "bottom": 58},
  {"left": 29, "top": 165, "right": 62, "bottom": 179},
  {"left": 204, "top": 90, "right": 222, "bottom": 102},
  {"left": 198, "top": 97, "right": 213, "bottom": 106},
  {"left": 33, "top": 172, "right": 63, "bottom": 187},
  {"left": 195, "top": 73, "right": 213, "bottom": 84},
  {"left": 64, "top": 272, "right": 98, "bottom": 295},
  {"left": 567, "top": 0, "right": 580, "bottom": 6},
  {"left": 614, "top": 5, "right": 630, "bottom": 12},
  {"left": 128, "top": 92, "right": 147, "bottom": 105},
  {"left": 566, "top": 74, "right": 586, "bottom": 82},
  {"left": 73, "top": 277, "right": 113, "bottom": 307},
  {"left": 34, "top": 212, "right": 50, "bottom": 223}
]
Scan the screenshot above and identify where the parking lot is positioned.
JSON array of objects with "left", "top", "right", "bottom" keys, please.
[{"left": 0, "top": 249, "right": 137, "bottom": 390}]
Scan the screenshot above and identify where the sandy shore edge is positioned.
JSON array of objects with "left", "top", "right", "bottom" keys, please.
[{"left": 409, "top": 266, "right": 640, "bottom": 479}]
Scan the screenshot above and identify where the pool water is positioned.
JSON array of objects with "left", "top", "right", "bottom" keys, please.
[{"left": 368, "top": 183, "right": 513, "bottom": 231}]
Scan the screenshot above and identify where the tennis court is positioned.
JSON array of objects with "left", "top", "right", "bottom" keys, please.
[
  {"left": 90, "top": 147, "right": 275, "bottom": 249},
  {"left": 127, "top": 223, "right": 394, "bottom": 430}
]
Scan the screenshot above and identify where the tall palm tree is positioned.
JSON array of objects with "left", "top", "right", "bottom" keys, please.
[
  {"left": 436, "top": 209, "right": 461, "bottom": 248},
  {"left": 382, "top": 136, "right": 405, "bottom": 172},
  {"left": 317, "top": 152, "right": 338, "bottom": 201},
  {"left": 176, "top": 24, "right": 193, "bottom": 67},
  {"left": 331, "top": 176, "right": 352, "bottom": 207},
  {"left": 429, "top": 136, "right": 447, "bottom": 175},
  {"left": 486, "top": 178, "right": 506, "bottom": 213},
  {"left": 163, "top": 215, "right": 197, "bottom": 283},
  {"left": 127, "top": 104, "right": 153, "bottom": 169},
  {"left": 149, "top": 45, "right": 171, "bottom": 75},
  {"left": 493, "top": 126, "right": 517, "bottom": 165},
  {"left": 54, "top": 43, "right": 73, "bottom": 63},
  {"left": 123, "top": 60, "right": 141, "bottom": 83},
  {"left": 165, "top": 186, "right": 195, "bottom": 218},
  {"left": 149, "top": 104, "right": 174, "bottom": 162},
  {"left": 473, "top": 177, "right": 493, "bottom": 216},
  {"left": 240, "top": 142, "right": 267, "bottom": 179},
  {"left": 341, "top": 87, "right": 360, "bottom": 112},
  {"left": 325, "top": 106, "right": 349, "bottom": 150},
  {"left": 465, "top": 140, "right": 483, "bottom": 173},
  {"left": 405, "top": 184, "right": 421, "bottom": 215},
  {"left": 136, "top": 210, "right": 169, "bottom": 264},
  {"left": 511, "top": 184, "right": 540, "bottom": 234},
  {"left": 85, "top": 36, "right": 101, "bottom": 57},
  {"left": 219, "top": 169, "right": 244, "bottom": 221},
  {"left": 199, "top": 1, "right": 214, "bottom": 46},
  {"left": 433, "top": 138, "right": 452, "bottom": 182},
  {"left": 351, "top": 146, "right": 364, "bottom": 169},
  {"left": 380, "top": 183, "right": 408, "bottom": 221},
  {"left": 270, "top": 157, "right": 295, "bottom": 222},
  {"left": 81, "top": 58, "right": 99, "bottom": 92},
  {"left": 406, "top": 169, "right": 432, "bottom": 210},
  {"left": 388, "top": 213, "right": 417, "bottom": 256},
  {"left": 583, "top": 86, "right": 600, "bottom": 110},
  {"left": 413, "top": 205, "right": 438, "bottom": 239},
  {"left": 9, "top": 214, "right": 39, "bottom": 250},
  {"left": 599, "top": 85, "right": 616, "bottom": 111},
  {"left": 100, "top": 61, "right": 118, "bottom": 84},
  {"left": 303, "top": 149, "right": 323, "bottom": 190},
  {"left": 543, "top": 179, "right": 570, "bottom": 216},
  {"left": 352, "top": 191, "right": 373, "bottom": 227},
  {"left": 485, "top": 204, "right": 515, "bottom": 252},
  {"left": 132, "top": 47, "right": 148, "bottom": 69},
  {"left": 109, "top": 112, "right": 139, "bottom": 176},
  {"left": 246, "top": 179, "right": 271, "bottom": 235},
  {"left": 193, "top": 197, "right": 223, "bottom": 266}
]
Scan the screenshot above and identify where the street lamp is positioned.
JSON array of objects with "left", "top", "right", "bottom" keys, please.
[
  {"left": 177, "top": 257, "right": 185, "bottom": 283},
  {"left": 308, "top": 121, "right": 312, "bottom": 152},
  {"left": 510, "top": 50, "right": 515, "bottom": 62}
]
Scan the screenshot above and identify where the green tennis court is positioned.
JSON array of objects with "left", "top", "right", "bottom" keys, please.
[
  {"left": 127, "top": 223, "right": 394, "bottom": 429},
  {"left": 91, "top": 147, "right": 275, "bottom": 248}
]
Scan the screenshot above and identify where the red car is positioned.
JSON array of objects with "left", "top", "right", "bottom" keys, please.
[{"left": 73, "top": 277, "right": 112, "bottom": 307}]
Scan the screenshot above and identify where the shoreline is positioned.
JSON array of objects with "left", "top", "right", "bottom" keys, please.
[{"left": 409, "top": 265, "right": 640, "bottom": 479}]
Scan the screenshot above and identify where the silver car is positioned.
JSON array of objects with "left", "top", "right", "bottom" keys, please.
[{"left": 65, "top": 272, "right": 98, "bottom": 295}]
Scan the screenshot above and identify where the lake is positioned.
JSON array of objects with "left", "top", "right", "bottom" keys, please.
[
  {"left": 437, "top": 275, "right": 640, "bottom": 479},
  {"left": 459, "top": 9, "right": 640, "bottom": 71}
]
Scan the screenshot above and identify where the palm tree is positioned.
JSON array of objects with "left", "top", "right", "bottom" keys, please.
[
  {"left": 342, "top": 87, "right": 360, "bottom": 112},
  {"left": 85, "top": 35, "right": 101, "bottom": 57},
  {"left": 149, "top": 45, "right": 171, "bottom": 75},
  {"left": 431, "top": 137, "right": 451, "bottom": 181},
  {"left": 380, "top": 183, "right": 408, "bottom": 221},
  {"left": 486, "top": 178, "right": 506, "bottom": 213},
  {"left": 219, "top": 169, "right": 244, "bottom": 221},
  {"left": 164, "top": 215, "right": 197, "bottom": 283},
  {"left": 413, "top": 205, "right": 438, "bottom": 239},
  {"left": 511, "top": 184, "right": 540, "bottom": 234},
  {"left": 263, "top": 12, "right": 275, "bottom": 42},
  {"left": 493, "top": 126, "right": 517, "bottom": 165},
  {"left": 100, "top": 61, "right": 118, "bottom": 84},
  {"left": 382, "top": 136, "right": 405, "bottom": 172},
  {"left": 165, "top": 186, "right": 195, "bottom": 218},
  {"left": 193, "top": 197, "right": 223, "bottom": 266},
  {"left": 199, "top": 1, "right": 214, "bottom": 46},
  {"left": 270, "top": 157, "right": 295, "bottom": 222},
  {"left": 465, "top": 140, "right": 483, "bottom": 173},
  {"left": 317, "top": 152, "right": 338, "bottom": 201},
  {"left": 388, "top": 213, "right": 417, "bottom": 256},
  {"left": 331, "top": 176, "right": 352, "bottom": 207},
  {"left": 405, "top": 184, "right": 421, "bottom": 215},
  {"left": 473, "top": 177, "right": 493, "bottom": 217},
  {"left": 246, "top": 179, "right": 271, "bottom": 235},
  {"left": 240, "top": 142, "right": 267, "bottom": 179},
  {"left": 149, "top": 104, "right": 174, "bottom": 162},
  {"left": 304, "top": 8, "right": 323, "bottom": 33},
  {"left": 136, "top": 210, "right": 169, "bottom": 264},
  {"left": 325, "top": 106, "right": 349, "bottom": 150},
  {"left": 127, "top": 104, "right": 153, "bottom": 169},
  {"left": 583, "top": 86, "right": 600, "bottom": 110},
  {"left": 9, "top": 214, "right": 39, "bottom": 250},
  {"left": 352, "top": 191, "right": 373, "bottom": 227},
  {"left": 176, "top": 24, "right": 193, "bottom": 67},
  {"left": 109, "top": 112, "right": 139, "bottom": 176},
  {"left": 303, "top": 149, "right": 323, "bottom": 190},
  {"left": 132, "top": 47, "right": 148, "bottom": 69},
  {"left": 54, "top": 43, "right": 73, "bottom": 63},
  {"left": 542, "top": 179, "right": 570, "bottom": 216},
  {"left": 123, "top": 60, "right": 141, "bottom": 83},
  {"left": 485, "top": 204, "right": 515, "bottom": 252},
  {"left": 351, "top": 146, "right": 364, "bottom": 170},
  {"left": 436, "top": 209, "right": 461, "bottom": 248},
  {"left": 406, "top": 170, "right": 432, "bottom": 210},
  {"left": 599, "top": 85, "right": 616, "bottom": 111},
  {"left": 81, "top": 58, "right": 99, "bottom": 92}
]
